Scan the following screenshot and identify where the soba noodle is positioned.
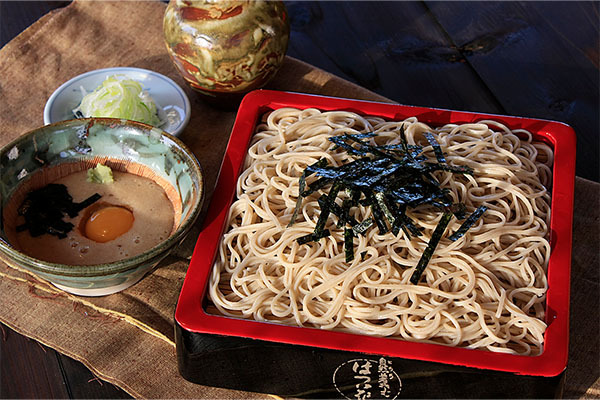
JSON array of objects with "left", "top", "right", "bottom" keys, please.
[{"left": 208, "top": 108, "right": 553, "bottom": 355}]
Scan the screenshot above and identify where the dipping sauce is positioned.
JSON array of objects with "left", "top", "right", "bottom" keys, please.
[{"left": 13, "top": 170, "right": 174, "bottom": 265}]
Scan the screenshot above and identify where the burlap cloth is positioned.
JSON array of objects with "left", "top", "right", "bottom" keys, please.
[{"left": 0, "top": 1, "right": 597, "bottom": 398}]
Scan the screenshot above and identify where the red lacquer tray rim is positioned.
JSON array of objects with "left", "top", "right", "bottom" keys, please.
[{"left": 176, "top": 89, "right": 576, "bottom": 377}]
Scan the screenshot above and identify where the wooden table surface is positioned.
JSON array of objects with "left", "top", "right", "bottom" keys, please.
[{"left": 1, "top": 1, "right": 598, "bottom": 398}]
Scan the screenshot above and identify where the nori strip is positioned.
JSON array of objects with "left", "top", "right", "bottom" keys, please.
[
  {"left": 296, "top": 233, "right": 314, "bottom": 245},
  {"left": 69, "top": 193, "right": 102, "bottom": 216},
  {"left": 291, "top": 129, "right": 477, "bottom": 269},
  {"left": 347, "top": 187, "right": 361, "bottom": 205},
  {"left": 375, "top": 191, "right": 395, "bottom": 227},
  {"left": 388, "top": 202, "right": 412, "bottom": 237},
  {"left": 16, "top": 184, "right": 101, "bottom": 239},
  {"left": 305, "top": 158, "right": 329, "bottom": 174},
  {"left": 409, "top": 212, "right": 453, "bottom": 284},
  {"left": 344, "top": 228, "right": 354, "bottom": 262},
  {"left": 399, "top": 125, "right": 412, "bottom": 160},
  {"left": 342, "top": 134, "right": 394, "bottom": 160},
  {"left": 347, "top": 162, "right": 401, "bottom": 188},
  {"left": 365, "top": 191, "right": 388, "bottom": 234},
  {"left": 389, "top": 201, "right": 405, "bottom": 236},
  {"left": 313, "top": 181, "right": 343, "bottom": 237},
  {"left": 352, "top": 218, "right": 373, "bottom": 236},
  {"left": 329, "top": 135, "right": 368, "bottom": 155},
  {"left": 448, "top": 205, "right": 488, "bottom": 241},
  {"left": 424, "top": 132, "right": 446, "bottom": 163},
  {"left": 424, "top": 162, "right": 473, "bottom": 175},
  {"left": 360, "top": 251, "right": 368, "bottom": 261},
  {"left": 302, "top": 177, "right": 332, "bottom": 197},
  {"left": 386, "top": 183, "right": 428, "bottom": 204},
  {"left": 317, "top": 197, "right": 359, "bottom": 228},
  {"left": 337, "top": 199, "right": 354, "bottom": 228},
  {"left": 309, "top": 157, "right": 393, "bottom": 188},
  {"left": 297, "top": 229, "right": 331, "bottom": 245},
  {"left": 388, "top": 201, "right": 422, "bottom": 238},
  {"left": 287, "top": 171, "right": 306, "bottom": 227},
  {"left": 346, "top": 132, "right": 378, "bottom": 140},
  {"left": 288, "top": 158, "right": 328, "bottom": 227},
  {"left": 401, "top": 214, "right": 423, "bottom": 237},
  {"left": 447, "top": 202, "right": 467, "bottom": 220}
]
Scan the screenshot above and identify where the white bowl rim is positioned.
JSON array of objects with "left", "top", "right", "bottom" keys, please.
[{"left": 43, "top": 67, "right": 192, "bottom": 137}]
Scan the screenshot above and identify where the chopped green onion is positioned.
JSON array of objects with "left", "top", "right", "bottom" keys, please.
[{"left": 73, "top": 75, "right": 161, "bottom": 126}]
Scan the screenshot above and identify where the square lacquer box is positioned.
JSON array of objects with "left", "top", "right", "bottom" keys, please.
[{"left": 175, "top": 90, "right": 576, "bottom": 397}]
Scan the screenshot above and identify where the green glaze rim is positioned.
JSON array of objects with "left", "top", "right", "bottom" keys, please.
[{"left": 0, "top": 118, "right": 204, "bottom": 278}]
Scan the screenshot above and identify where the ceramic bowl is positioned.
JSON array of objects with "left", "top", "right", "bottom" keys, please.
[
  {"left": 44, "top": 67, "right": 191, "bottom": 137},
  {"left": 0, "top": 118, "right": 204, "bottom": 296}
]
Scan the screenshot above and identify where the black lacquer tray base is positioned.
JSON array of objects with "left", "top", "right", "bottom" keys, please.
[{"left": 176, "top": 322, "right": 564, "bottom": 399}]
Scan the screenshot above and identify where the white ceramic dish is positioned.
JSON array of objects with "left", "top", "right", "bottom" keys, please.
[{"left": 44, "top": 67, "right": 191, "bottom": 137}]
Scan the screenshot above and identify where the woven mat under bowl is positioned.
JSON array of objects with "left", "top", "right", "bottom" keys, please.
[{"left": 0, "top": 1, "right": 598, "bottom": 398}]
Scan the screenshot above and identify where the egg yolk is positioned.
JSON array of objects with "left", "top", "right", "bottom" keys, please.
[{"left": 85, "top": 206, "right": 134, "bottom": 243}]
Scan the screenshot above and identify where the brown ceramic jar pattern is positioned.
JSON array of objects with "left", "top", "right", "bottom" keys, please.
[{"left": 163, "top": 0, "right": 289, "bottom": 97}]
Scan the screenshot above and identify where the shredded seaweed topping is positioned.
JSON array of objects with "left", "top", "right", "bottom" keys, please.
[
  {"left": 424, "top": 131, "right": 446, "bottom": 163},
  {"left": 344, "top": 227, "right": 355, "bottom": 262},
  {"left": 16, "top": 184, "right": 101, "bottom": 238},
  {"left": 289, "top": 129, "right": 484, "bottom": 283},
  {"left": 448, "top": 205, "right": 488, "bottom": 241},
  {"left": 288, "top": 158, "right": 327, "bottom": 227},
  {"left": 409, "top": 212, "right": 453, "bottom": 284}
]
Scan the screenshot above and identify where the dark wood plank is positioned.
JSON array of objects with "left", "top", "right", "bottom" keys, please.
[
  {"left": 0, "top": 323, "right": 69, "bottom": 398},
  {"left": 425, "top": 1, "right": 599, "bottom": 181},
  {"left": 57, "top": 354, "right": 131, "bottom": 399},
  {"left": 0, "top": 322, "right": 130, "bottom": 398},
  {"left": 285, "top": 1, "right": 504, "bottom": 113},
  {"left": 0, "top": 1, "right": 70, "bottom": 48}
]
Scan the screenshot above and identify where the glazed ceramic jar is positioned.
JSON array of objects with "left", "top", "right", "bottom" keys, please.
[{"left": 163, "top": 0, "right": 290, "bottom": 99}]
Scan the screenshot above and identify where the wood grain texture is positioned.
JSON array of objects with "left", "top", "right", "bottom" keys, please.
[
  {"left": 425, "top": 1, "right": 599, "bottom": 181},
  {"left": 285, "top": 1, "right": 600, "bottom": 182},
  {"left": 285, "top": 1, "right": 503, "bottom": 113},
  {"left": 1, "top": 322, "right": 132, "bottom": 399},
  {"left": 0, "top": 323, "right": 68, "bottom": 398},
  {"left": 57, "top": 353, "right": 131, "bottom": 399},
  {"left": 0, "top": 1, "right": 70, "bottom": 48}
]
